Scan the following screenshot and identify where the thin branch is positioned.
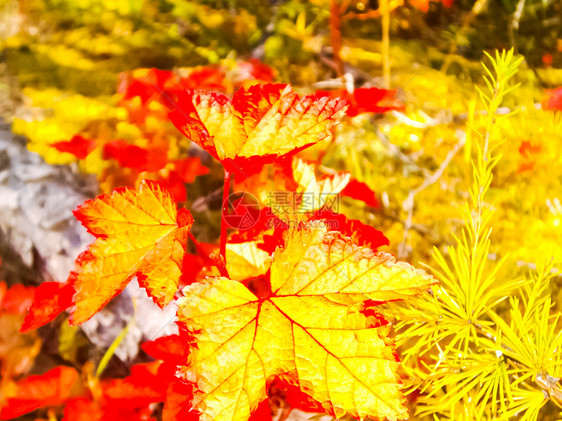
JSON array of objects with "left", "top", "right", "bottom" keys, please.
[{"left": 398, "top": 136, "right": 465, "bottom": 258}]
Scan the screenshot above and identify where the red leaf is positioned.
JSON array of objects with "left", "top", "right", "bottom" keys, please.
[
  {"left": 353, "top": 87, "right": 405, "bottom": 115},
  {"left": 228, "top": 207, "right": 279, "bottom": 244},
  {"left": 170, "top": 158, "right": 209, "bottom": 184},
  {"left": 103, "top": 141, "right": 148, "bottom": 169},
  {"left": 248, "top": 399, "right": 273, "bottom": 421},
  {"left": 51, "top": 135, "right": 97, "bottom": 160},
  {"left": 20, "top": 282, "right": 75, "bottom": 333},
  {"left": 0, "top": 366, "right": 79, "bottom": 420},
  {"left": 340, "top": 178, "right": 380, "bottom": 208},
  {"left": 119, "top": 68, "right": 176, "bottom": 104},
  {"left": 142, "top": 335, "right": 189, "bottom": 366},
  {"left": 316, "top": 87, "right": 404, "bottom": 117},
  {"left": 103, "top": 140, "right": 169, "bottom": 173},
  {"left": 517, "top": 140, "right": 542, "bottom": 173},
  {"left": 162, "top": 381, "right": 198, "bottom": 421},
  {"left": 168, "top": 84, "right": 347, "bottom": 173}
]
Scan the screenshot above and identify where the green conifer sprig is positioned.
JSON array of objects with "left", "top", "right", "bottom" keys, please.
[{"left": 384, "top": 49, "right": 562, "bottom": 420}]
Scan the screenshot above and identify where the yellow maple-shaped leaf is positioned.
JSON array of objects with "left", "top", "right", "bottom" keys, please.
[
  {"left": 177, "top": 223, "right": 436, "bottom": 420},
  {"left": 69, "top": 179, "right": 193, "bottom": 324},
  {"left": 169, "top": 84, "right": 348, "bottom": 171}
]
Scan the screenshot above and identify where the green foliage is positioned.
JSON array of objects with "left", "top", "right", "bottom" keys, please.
[
  {"left": 1, "top": 0, "right": 271, "bottom": 96},
  {"left": 381, "top": 49, "right": 562, "bottom": 420}
]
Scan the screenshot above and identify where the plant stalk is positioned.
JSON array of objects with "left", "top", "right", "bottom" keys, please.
[
  {"left": 220, "top": 169, "right": 231, "bottom": 264},
  {"left": 330, "top": 0, "right": 345, "bottom": 77},
  {"left": 381, "top": 0, "right": 391, "bottom": 88}
]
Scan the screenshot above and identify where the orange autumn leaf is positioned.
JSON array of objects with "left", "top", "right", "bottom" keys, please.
[
  {"left": 0, "top": 282, "right": 34, "bottom": 316},
  {"left": 176, "top": 223, "right": 436, "bottom": 421},
  {"left": 0, "top": 282, "right": 42, "bottom": 384},
  {"left": 0, "top": 366, "right": 79, "bottom": 420},
  {"left": 169, "top": 84, "right": 348, "bottom": 172},
  {"left": 69, "top": 179, "right": 193, "bottom": 324}
]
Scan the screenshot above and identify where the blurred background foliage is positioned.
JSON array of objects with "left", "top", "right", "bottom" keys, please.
[
  {"left": 1, "top": 0, "right": 562, "bottom": 420},
  {"left": 0, "top": 0, "right": 561, "bottom": 98}
]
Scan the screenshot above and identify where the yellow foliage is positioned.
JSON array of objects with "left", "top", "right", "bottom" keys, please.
[{"left": 177, "top": 224, "right": 435, "bottom": 421}]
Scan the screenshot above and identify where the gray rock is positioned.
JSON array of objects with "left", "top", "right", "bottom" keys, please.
[{"left": 0, "top": 122, "right": 178, "bottom": 362}]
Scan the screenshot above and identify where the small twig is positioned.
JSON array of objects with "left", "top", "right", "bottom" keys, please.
[
  {"left": 375, "top": 127, "right": 426, "bottom": 176},
  {"left": 487, "top": 253, "right": 561, "bottom": 276},
  {"left": 512, "top": 0, "right": 527, "bottom": 32},
  {"left": 389, "top": 110, "right": 439, "bottom": 128},
  {"left": 398, "top": 137, "right": 465, "bottom": 258},
  {"left": 381, "top": 0, "right": 391, "bottom": 88},
  {"left": 536, "top": 374, "right": 562, "bottom": 407}
]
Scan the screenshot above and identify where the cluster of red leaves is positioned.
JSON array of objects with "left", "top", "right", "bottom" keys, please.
[
  {"left": 315, "top": 87, "right": 404, "bottom": 117},
  {"left": 49, "top": 59, "right": 278, "bottom": 201},
  {"left": 0, "top": 330, "right": 279, "bottom": 421},
  {"left": 50, "top": 66, "right": 211, "bottom": 200},
  {"left": 0, "top": 334, "right": 188, "bottom": 421},
  {"left": 516, "top": 87, "right": 562, "bottom": 173},
  {"left": 0, "top": 278, "right": 42, "bottom": 417},
  {"left": 17, "top": 82, "right": 436, "bottom": 421}
]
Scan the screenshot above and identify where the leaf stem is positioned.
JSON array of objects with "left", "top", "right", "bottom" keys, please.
[
  {"left": 188, "top": 232, "right": 214, "bottom": 266},
  {"left": 95, "top": 304, "right": 136, "bottom": 378},
  {"left": 330, "top": 0, "right": 345, "bottom": 77},
  {"left": 220, "top": 169, "right": 231, "bottom": 265}
]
